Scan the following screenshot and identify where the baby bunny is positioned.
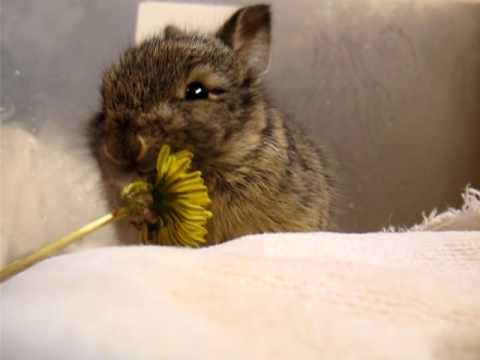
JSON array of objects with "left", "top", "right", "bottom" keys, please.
[{"left": 89, "top": 4, "right": 335, "bottom": 245}]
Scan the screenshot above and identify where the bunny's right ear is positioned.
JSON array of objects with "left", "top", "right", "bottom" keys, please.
[
  {"left": 216, "top": 5, "right": 271, "bottom": 77},
  {"left": 164, "top": 25, "right": 185, "bottom": 39}
]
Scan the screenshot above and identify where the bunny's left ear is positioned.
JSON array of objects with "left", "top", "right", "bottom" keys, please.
[{"left": 216, "top": 5, "right": 272, "bottom": 76}]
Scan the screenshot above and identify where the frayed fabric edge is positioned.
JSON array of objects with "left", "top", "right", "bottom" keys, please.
[{"left": 384, "top": 186, "right": 480, "bottom": 232}]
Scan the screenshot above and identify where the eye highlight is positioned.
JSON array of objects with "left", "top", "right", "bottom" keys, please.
[{"left": 185, "top": 81, "right": 209, "bottom": 101}]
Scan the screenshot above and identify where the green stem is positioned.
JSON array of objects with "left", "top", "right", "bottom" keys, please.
[{"left": 0, "top": 210, "right": 128, "bottom": 282}]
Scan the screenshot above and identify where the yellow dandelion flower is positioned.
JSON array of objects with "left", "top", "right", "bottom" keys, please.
[{"left": 121, "top": 144, "right": 213, "bottom": 247}]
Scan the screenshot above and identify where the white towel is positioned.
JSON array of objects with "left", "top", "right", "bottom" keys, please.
[{"left": 2, "top": 231, "right": 479, "bottom": 359}]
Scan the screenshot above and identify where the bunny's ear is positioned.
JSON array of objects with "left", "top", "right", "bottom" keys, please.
[
  {"left": 164, "top": 25, "right": 185, "bottom": 39},
  {"left": 216, "top": 5, "right": 271, "bottom": 76}
]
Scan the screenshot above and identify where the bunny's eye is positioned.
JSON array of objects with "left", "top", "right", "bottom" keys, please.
[{"left": 185, "top": 81, "right": 209, "bottom": 101}]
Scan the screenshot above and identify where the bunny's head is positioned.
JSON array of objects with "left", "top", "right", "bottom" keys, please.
[{"left": 90, "top": 5, "right": 272, "bottom": 187}]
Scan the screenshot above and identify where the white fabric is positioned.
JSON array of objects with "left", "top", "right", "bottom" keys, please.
[{"left": 2, "top": 231, "right": 479, "bottom": 359}]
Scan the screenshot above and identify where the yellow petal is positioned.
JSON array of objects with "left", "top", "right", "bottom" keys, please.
[
  {"left": 172, "top": 200, "right": 205, "bottom": 212},
  {"left": 173, "top": 207, "right": 211, "bottom": 222},
  {"left": 156, "top": 145, "right": 171, "bottom": 179},
  {"left": 162, "top": 171, "right": 202, "bottom": 193},
  {"left": 174, "top": 150, "right": 194, "bottom": 162},
  {"left": 170, "top": 181, "right": 206, "bottom": 194},
  {"left": 163, "top": 156, "right": 192, "bottom": 184},
  {"left": 174, "top": 221, "right": 204, "bottom": 247},
  {"left": 159, "top": 155, "right": 173, "bottom": 182},
  {"left": 165, "top": 224, "right": 179, "bottom": 246},
  {"left": 176, "top": 192, "right": 211, "bottom": 205},
  {"left": 121, "top": 180, "right": 152, "bottom": 199},
  {"left": 173, "top": 201, "right": 210, "bottom": 215},
  {"left": 169, "top": 212, "right": 206, "bottom": 247}
]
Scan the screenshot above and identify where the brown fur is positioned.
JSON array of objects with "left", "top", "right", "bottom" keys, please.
[{"left": 88, "top": 4, "right": 335, "bottom": 245}]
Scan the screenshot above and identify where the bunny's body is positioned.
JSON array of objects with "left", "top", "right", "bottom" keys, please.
[{"left": 89, "top": 5, "right": 335, "bottom": 245}]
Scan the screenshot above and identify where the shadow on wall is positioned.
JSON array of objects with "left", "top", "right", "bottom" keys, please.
[{"left": 265, "top": 0, "right": 480, "bottom": 230}]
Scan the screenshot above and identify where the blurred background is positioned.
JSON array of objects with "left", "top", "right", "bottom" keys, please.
[{"left": 1, "top": 0, "right": 479, "bottom": 242}]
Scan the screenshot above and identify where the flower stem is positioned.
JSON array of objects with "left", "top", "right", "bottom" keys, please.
[{"left": 0, "top": 210, "right": 127, "bottom": 282}]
